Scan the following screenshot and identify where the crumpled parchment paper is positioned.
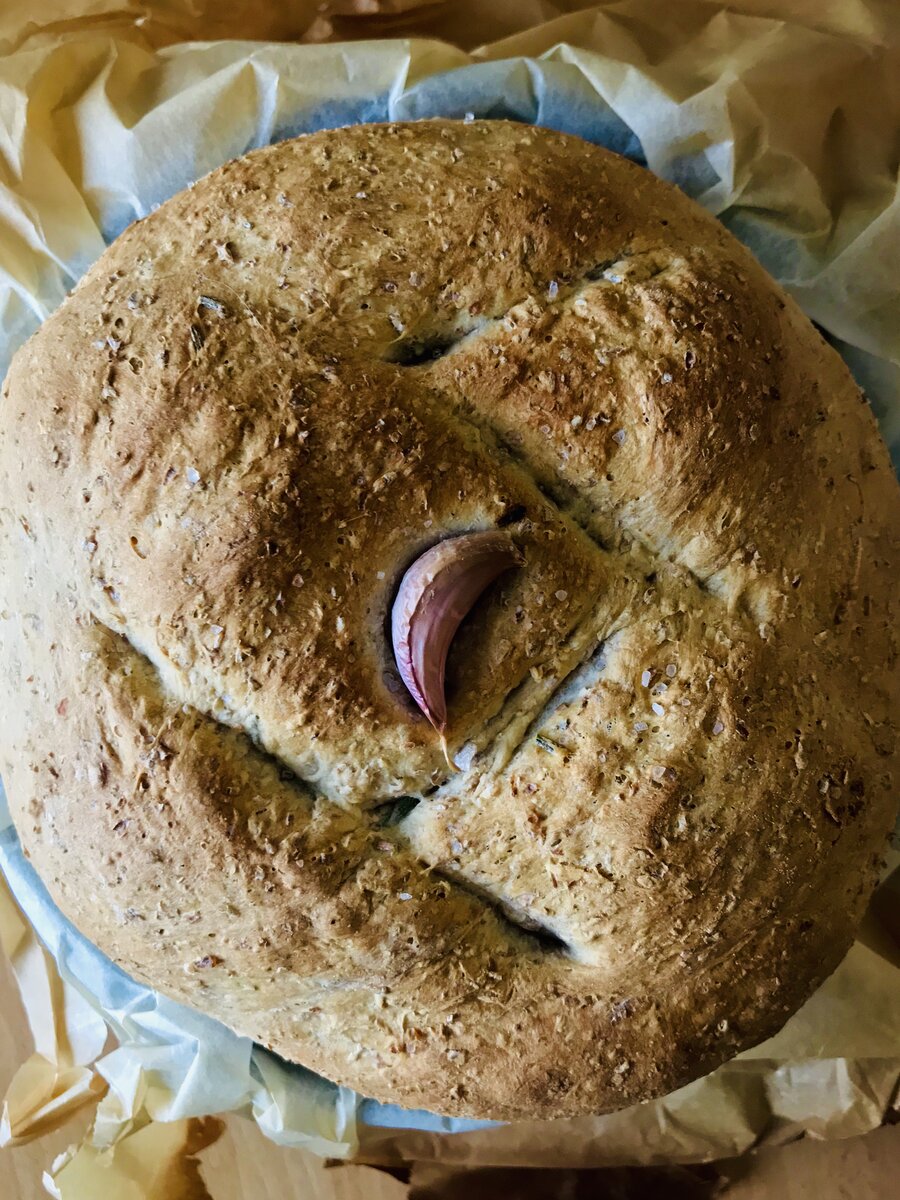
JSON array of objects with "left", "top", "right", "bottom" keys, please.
[{"left": 0, "top": 1, "right": 898, "bottom": 1194}]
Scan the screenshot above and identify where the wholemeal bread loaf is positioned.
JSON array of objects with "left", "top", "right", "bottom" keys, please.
[{"left": 0, "top": 121, "right": 897, "bottom": 1120}]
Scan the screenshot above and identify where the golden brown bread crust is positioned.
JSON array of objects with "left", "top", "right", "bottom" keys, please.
[{"left": 0, "top": 120, "right": 897, "bottom": 1120}]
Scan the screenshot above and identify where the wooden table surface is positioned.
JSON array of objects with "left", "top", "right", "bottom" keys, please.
[{"left": 2, "top": 949, "right": 898, "bottom": 1199}]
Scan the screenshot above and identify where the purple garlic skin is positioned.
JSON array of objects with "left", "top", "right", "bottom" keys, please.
[{"left": 390, "top": 530, "right": 524, "bottom": 736}]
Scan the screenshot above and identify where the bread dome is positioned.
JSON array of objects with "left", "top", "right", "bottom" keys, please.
[{"left": 1, "top": 121, "right": 897, "bottom": 1119}]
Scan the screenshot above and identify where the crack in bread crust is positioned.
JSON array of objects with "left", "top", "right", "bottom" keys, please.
[
  {"left": 382, "top": 249, "right": 670, "bottom": 367},
  {"left": 102, "top": 611, "right": 585, "bottom": 962},
  {"left": 1, "top": 120, "right": 898, "bottom": 1121}
]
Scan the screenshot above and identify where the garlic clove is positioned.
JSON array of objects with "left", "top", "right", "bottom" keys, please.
[{"left": 390, "top": 530, "right": 524, "bottom": 743}]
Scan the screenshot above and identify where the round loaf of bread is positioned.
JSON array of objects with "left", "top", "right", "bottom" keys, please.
[{"left": 1, "top": 121, "right": 897, "bottom": 1120}]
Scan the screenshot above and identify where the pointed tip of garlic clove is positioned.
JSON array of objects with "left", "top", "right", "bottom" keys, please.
[
  {"left": 390, "top": 529, "right": 523, "bottom": 740},
  {"left": 439, "top": 731, "right": 458, "bottom": 773}
]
